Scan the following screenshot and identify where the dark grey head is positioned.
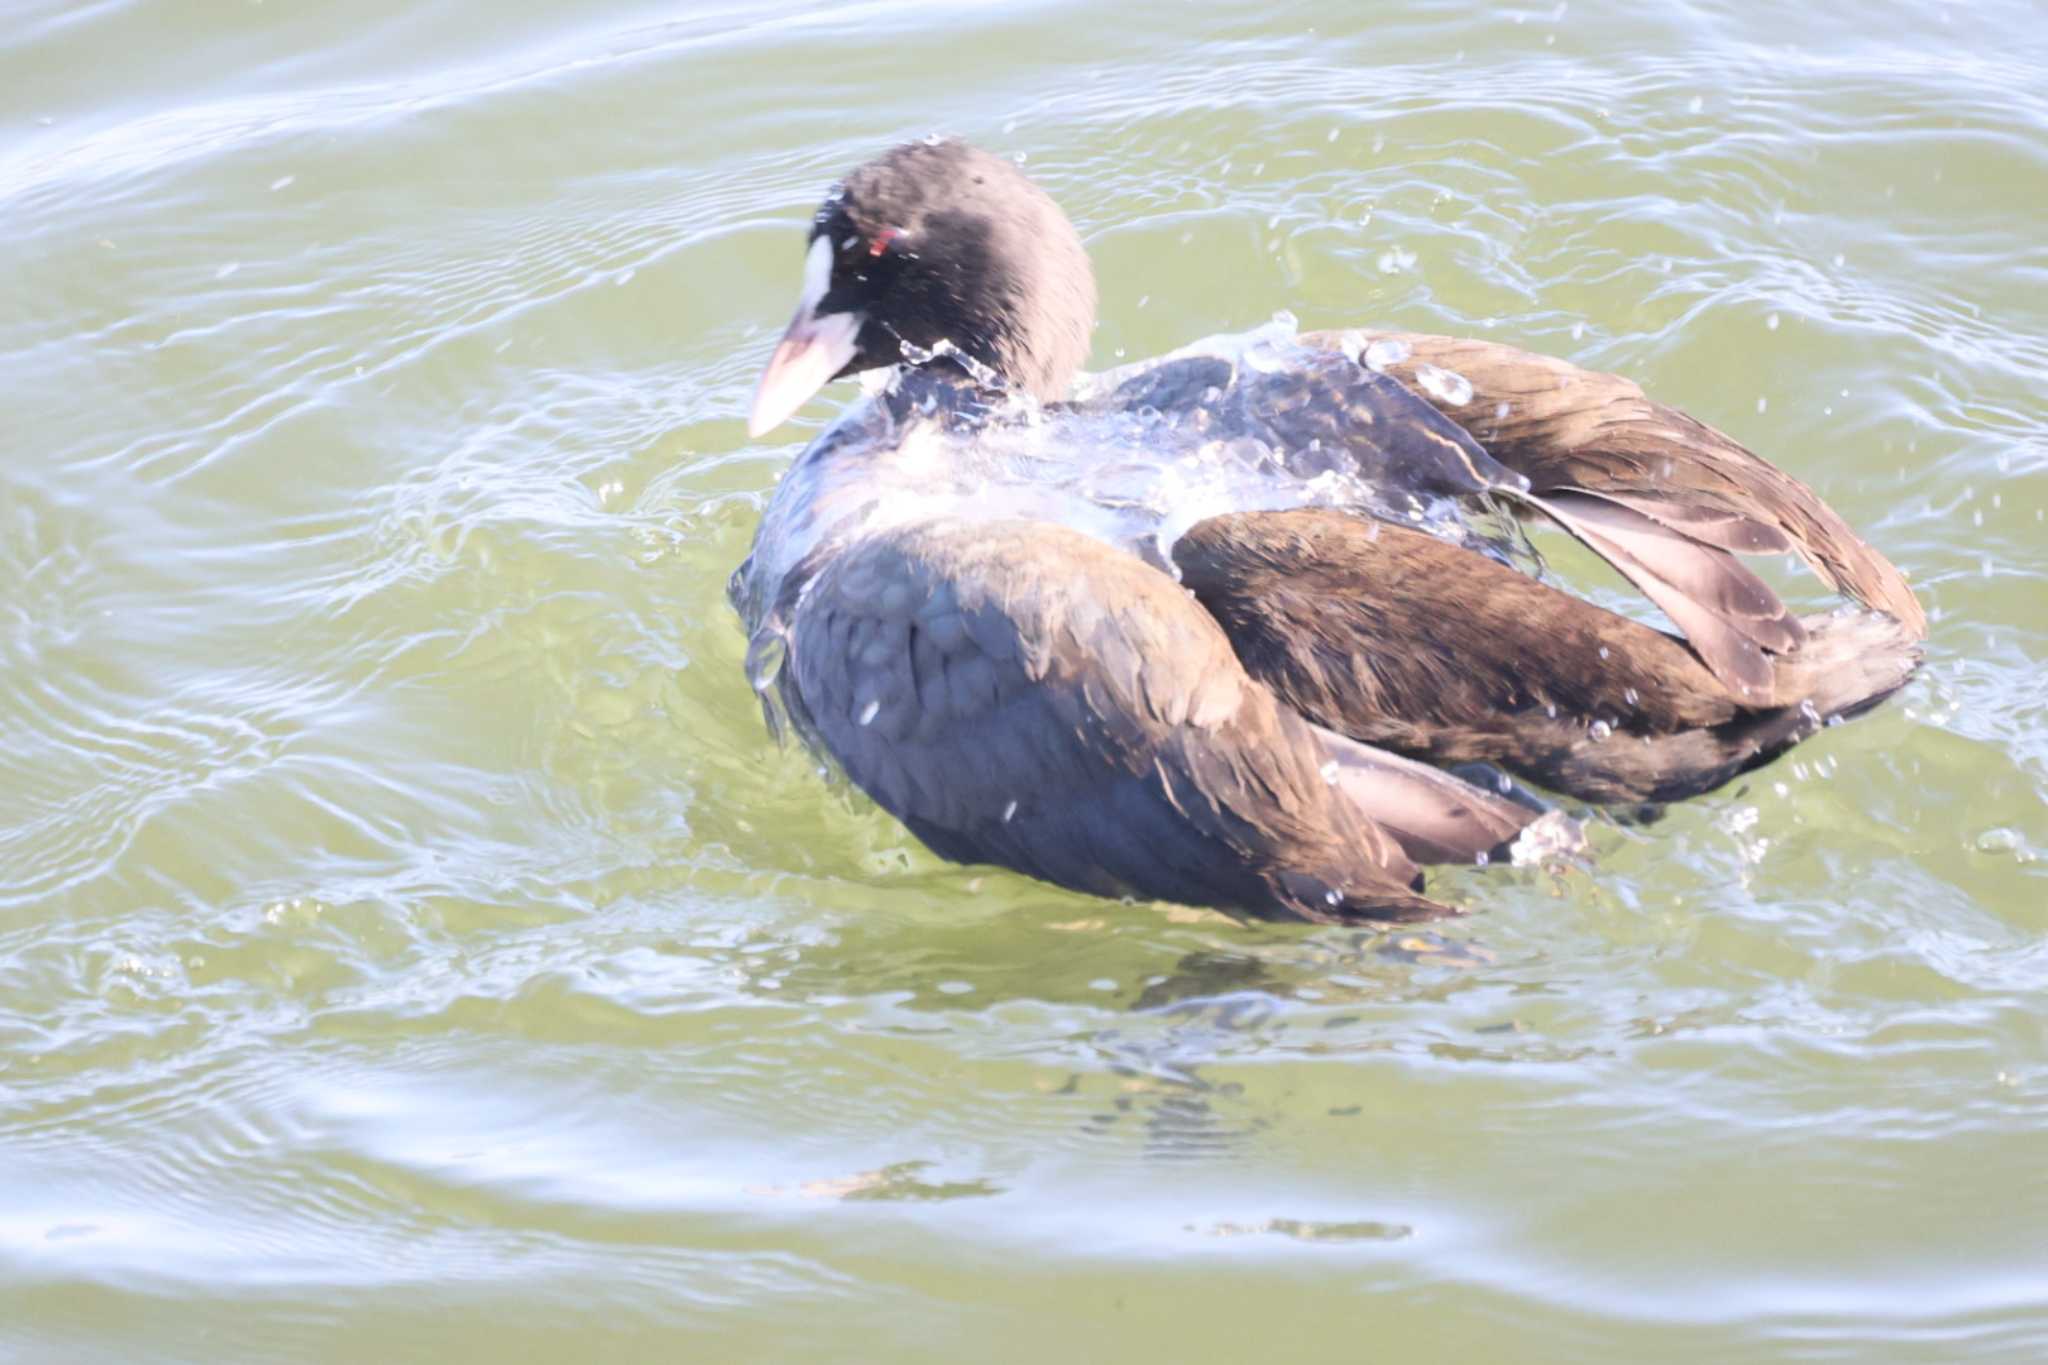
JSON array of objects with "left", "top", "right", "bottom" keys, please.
[{"left": 748, "top": 139, "right": 1098, "bottom": 436}]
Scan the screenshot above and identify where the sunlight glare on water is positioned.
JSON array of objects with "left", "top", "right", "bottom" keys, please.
[{"left": 2, "top": 1, "right": 2047, "bottom": 1361}]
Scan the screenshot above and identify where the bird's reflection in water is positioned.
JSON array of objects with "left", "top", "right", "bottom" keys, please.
[{"left": 1073, "top": 933, "right": 1494, "bottom": 1159}]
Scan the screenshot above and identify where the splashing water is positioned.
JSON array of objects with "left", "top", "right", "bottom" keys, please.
[{"left": 735, "top": 318, "right": 1491, "bottom": 635}]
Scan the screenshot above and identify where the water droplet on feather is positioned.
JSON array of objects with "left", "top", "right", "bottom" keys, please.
[
  {"left": 1363, "top": 339, "right": 1412, "bottom": 372},
  {"left": 1413, "top": 364, "right": 1472, "bottom": 406}
]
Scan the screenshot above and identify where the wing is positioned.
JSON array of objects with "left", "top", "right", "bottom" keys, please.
[
  {"left": 1173, "top": 509, "right": 1919, "bottom": 805},
  {"left": 1094, "top": 347, "right": 1526, "bottom": 498},
  {"left": 776, "top": 517, "right": 1536, "bottom": 923},
  {"left": 1096, "top": 331, "right": 1895, "bottom": 695},
  {"left": 1298, "top": 328, "right": 1926, "bottom": 637}
]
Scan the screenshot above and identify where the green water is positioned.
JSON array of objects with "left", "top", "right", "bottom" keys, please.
[{"left": 4, "top": 1, "right": 2046, "bottom": 1359}]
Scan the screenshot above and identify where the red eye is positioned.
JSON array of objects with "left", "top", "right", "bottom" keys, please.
[{"left": 868, "top": 227, "right": 902, "bottom": 257}]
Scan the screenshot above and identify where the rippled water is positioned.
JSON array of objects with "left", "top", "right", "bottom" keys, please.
[{"left": 4, "top": 2, "right": 2046, "bottom": 1359}]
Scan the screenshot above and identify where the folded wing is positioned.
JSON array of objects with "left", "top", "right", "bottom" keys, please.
[
  {"left": 1174, "top": 509, "right": 1920, "bottom": 805},
  {"left": 775, "top": 517, "right": 1550, "bottom": 922}
]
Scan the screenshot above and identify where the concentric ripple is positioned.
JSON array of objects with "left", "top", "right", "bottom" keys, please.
[{"left": 2, "top": 1, "right": 2045, "bottom": 1361}]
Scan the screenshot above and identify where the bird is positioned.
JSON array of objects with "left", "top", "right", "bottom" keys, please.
[{"left": 728, "top": 137, "right": 1923, "bottom": 924}]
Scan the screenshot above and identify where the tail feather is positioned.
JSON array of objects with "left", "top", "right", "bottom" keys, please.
[{"left": 1311, "top": 724, "right": 1583, "bottom": 866}]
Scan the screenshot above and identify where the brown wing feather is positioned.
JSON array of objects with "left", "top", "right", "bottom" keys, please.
[
  {"left": 1531, "top": 490, "right": 1802, "bottom": 697},
  {"left": 777, "top": 516, "right": 1502, "bottom": 923},
  {"left": 1174, "top": 509, "right": 1920, "bottom": 805},
  {"left": 1595, "top": 492, "right": 1796, "bottom": 555},
  {"left": 1298, "top": 328, "right": 1926, "bottom": 636}
]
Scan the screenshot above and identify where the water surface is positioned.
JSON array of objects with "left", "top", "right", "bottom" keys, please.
[{"left": 4, "top": 1, "right": 2047, "bottom": 1360}]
